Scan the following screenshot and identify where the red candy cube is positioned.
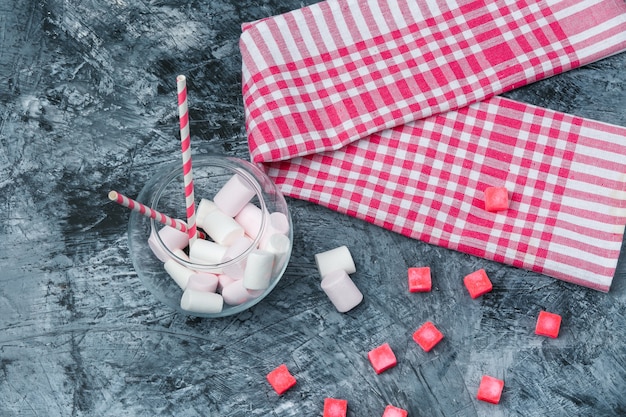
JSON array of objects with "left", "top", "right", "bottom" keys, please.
[
  {"left": 535, "top": 310, "right": 562, "bottom": 338},
  {"left": 382, "top": 404, "right": 408, "bottom": 417},
  {"left": 266, "top": 364, "right": 296, "bottom": 395},
  {"left": 476, "top": 375, "right": 504, "bottom": 404},
  {"left": 412, "top": 321, "right": 444, "bottom": 352},
  {"left": 463, "top": 269, "right": 493, "bottom": 299},
  {"left": 324, "top": 398, "right": 348, "bottom": 417},
  {"left": 484, "top": 186, "right": 509, "bottom": 212},
  {"left": 408, "top": 266, "right": 432, "bottom": 292},
  {"left": 368, "top": 342, "right": 397, "bottom": 374}
]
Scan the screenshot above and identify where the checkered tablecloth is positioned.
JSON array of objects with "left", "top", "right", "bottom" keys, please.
[{"left": 240, "top": 0, "right": 626, "bottom": 291}]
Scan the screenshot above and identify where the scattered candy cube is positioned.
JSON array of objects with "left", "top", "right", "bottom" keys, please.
[
  {"left": 324, "top": 398, "right": 348, "bottom": 417},
  {"left": 535, "top": 310, "right": 562, "bottom": 338},
  {"left": 412, "top": 321, "right": 444, "bottom": 352},
  {"left": 463, "top": 269, "right": 493, "bottom": 299},
  {"left": 408, "top": 266, "right": 432, "bottom": 292},
  {"left": 266, "top": 364, "right": 296, "bottom": 395},
  {"left": 382, "top": 404, "right": 408, "bottom": 417},
  {"left": 476, "top": 375, "right": 504, "bottom": 404},
  {"left": 368, "top": 343, "right": 397, "bottom": 374},
  {"left": 484, "top": 186, "right": 509, "bottom": 212}
]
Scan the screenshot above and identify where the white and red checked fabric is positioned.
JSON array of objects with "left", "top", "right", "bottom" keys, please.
[
  {"left": 263, "top": 96, "right": 626, "bottom": 291},
  {"left": 242, "top": 0, "right": 626, "bottom": 163},
  {"left": 240, "top": 0, "right": 626, "bottom": 291}
]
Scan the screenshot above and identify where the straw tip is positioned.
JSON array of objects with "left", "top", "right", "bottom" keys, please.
[
  {"left": 108, "top": 190, "right": 118, "bottom": 200},
  {"left": 177, "top": 75, "right": 186, "bottom": 82}
]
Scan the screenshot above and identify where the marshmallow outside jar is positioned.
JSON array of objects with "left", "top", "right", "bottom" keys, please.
[{"left": 127, "top": 154, "right": 293, "bottom": 318}]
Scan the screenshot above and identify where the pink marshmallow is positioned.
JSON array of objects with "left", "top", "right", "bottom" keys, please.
[
  {"left": 221, "top": 236, "right": 254, "bottom": 280},
  {"left": 269, "top": 212, "right": 290, "bottom": 235},
  {"left": 186, "top": 273, "right": 219, "bottom": 292},
  {"left": 217, "top": 274, "right": 237, "bottom": 292},
  {"left": 235, "top": 203, "right": 265, "bottom": 239},
  {"left": 320, "top": 269, "right": 363, "bottom": 313},
  {"left": 148, "top": 226, "right": 189, "bottom": 262},
  {"left": 214, "top": 174, "right": 257, "bottom": 217},
  {"left": 221, "top": 279, "right": 253, "bottom": 305}
]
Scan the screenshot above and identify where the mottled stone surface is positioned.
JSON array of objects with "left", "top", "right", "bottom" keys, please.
[{"left": 1, "top": 0, "right": 625, "bottom": 415}]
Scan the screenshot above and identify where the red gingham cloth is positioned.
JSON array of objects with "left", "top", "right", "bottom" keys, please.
[
  {"left": 264, "top": 97, "right": 626, "bottom": 291},
  {"left": 240, "top": 0, "right": 626, "bottom": 291}
]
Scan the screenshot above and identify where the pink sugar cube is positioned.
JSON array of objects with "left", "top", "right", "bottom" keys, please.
[
  {"left": 484, "top": 186, "right": 509, "bottom": 212},
  {"left": 382, "top": 404, "right": 408, "bottom": 417},
  {"left": 408, "top": 266, "right": 432, "bottom": 292},
  {"left": 463, "top": 269, "right": 493, "bottom": 299},
  {"left": 368, "top": 342, "right": 397, "bottom": 374},
  {"left": 476, "top": 375, "right": 504, "bottom": 404},
  {"left": 324, "top": 398, "right": 348, "bottom": 417},
  {"left": 412, "top": 321, "right": 444, "bottom": 352},
  {"left": 535, "top": 310, "right": 562, "bottom": 338},
  {"left": 266, "top": 364, "right": 296, "bottom": 395}
]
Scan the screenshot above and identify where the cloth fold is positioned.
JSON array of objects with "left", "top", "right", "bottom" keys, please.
[{"left": 240, "top": 0, "right": 626, "bottom": 291}]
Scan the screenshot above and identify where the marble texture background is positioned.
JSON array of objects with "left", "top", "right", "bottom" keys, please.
[{"left": 1, "top": 0, "right": 625, "bottom": 415}]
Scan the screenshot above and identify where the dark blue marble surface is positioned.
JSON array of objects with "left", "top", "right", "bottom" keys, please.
[{"left": 1, "top": 0, "right": 625, "bottom": 415}]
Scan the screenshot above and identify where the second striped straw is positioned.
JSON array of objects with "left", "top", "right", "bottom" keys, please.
[{"left": 108, "top": 190, "right": 206, "bottom": 239}]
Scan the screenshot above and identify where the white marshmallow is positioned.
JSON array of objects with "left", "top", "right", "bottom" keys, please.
[
  {"left": 221, "top": 236, "right": 254, "bottom": 280},
  {"left": 320, "top": 269, "right": 363, "bottom": 313},
  {"left": 214, "top": 174, "right": 257, "bottom": 217},
  {"left": 269, "top": 212, "right": 290, "bottom": 235},
  {"left": 221, "top": 280, "right": 253, "bottom": 306},
  {"left": 259, "top": 212, "right": 290, "bottom": 248},
  {"left": 263, "top": 234, "right": 291, "bottom": 275},
  {"left": 243, "top": 250, "right": 275, "bottom": 290},
  {"left": 180, "top": 289, "right": 224, "bottom": 314},
  {"left": 164, "top": 259, "right": 195, "bottom": 290},
  {"left": 186, "top": 273, "right": 219, "bottom": 293},
  {"left": 235, "top": 203, "right": 265, "bottom": 239},
  {"left": 189, "top": 239, "right": 228, "bottom": 265},
  {"left": 172, "top": 249, "right": 190, "bottom": 262},
  {"left": 148, "top": 226, "right": 189, "bottom": 262},
  {"left": 196, "top": 198, "right": 219, "bottom": 224},
  {"left": 196, "top": 200, "right": 245, "bottom": 246},
  {"left": 248, "top": 289, "right": 264, "bottom": 299},
  {"left": 262, "top": 234, "right": 290, "bottom": 257},
  {"left": 315, "top": 246, "right": 356, "bottom": 279}
]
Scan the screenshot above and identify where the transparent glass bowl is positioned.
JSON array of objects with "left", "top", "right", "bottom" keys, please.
[{"left": 128, "top": 154, "right": 293, "bottom": 318}]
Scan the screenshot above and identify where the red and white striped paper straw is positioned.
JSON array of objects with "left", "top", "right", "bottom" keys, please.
[
  {"left": 176, "top": 75, "right": 198, "bottom": 247},
  {"left": 108, "top": 190, "right": 206, "bottom": 239}
]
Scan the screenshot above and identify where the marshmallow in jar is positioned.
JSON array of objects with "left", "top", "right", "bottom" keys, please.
[
  {"left": 139, "top": 157, "right": 292, "bottom": 317},
  {"left": 196, "top": 199, "right": 245, "bottom": 246}
]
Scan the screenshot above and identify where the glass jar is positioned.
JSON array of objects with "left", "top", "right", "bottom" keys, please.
[{"left": 128, "top": 154, "right": 293, "bottom": 318}]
